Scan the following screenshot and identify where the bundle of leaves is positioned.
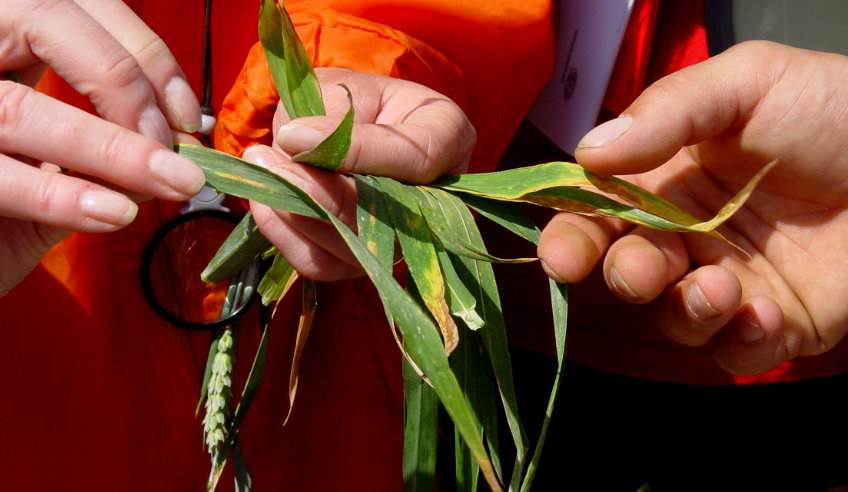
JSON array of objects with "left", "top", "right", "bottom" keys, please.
[{"left": 178, "top": 1, "right": 772, "bottom": 490}]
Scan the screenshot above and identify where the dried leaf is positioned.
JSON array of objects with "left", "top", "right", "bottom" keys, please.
[{"left": 283, "top": 279, "right": 317, "bottom": 426}]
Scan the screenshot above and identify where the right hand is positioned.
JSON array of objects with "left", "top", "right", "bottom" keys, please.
[
  {"left": 245, "top": 68, "right": 476, "bottom": 281},
  {"left": 0, "top": 0, "right": 205, "bottom": 296},
  {"left": 538, "top": 41, "right": 848, "bottom": 375}
]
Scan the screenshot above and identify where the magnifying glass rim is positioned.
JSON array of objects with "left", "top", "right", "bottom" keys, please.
[{"left": 140, "top": 209, "right": 259, "bottom": 330}]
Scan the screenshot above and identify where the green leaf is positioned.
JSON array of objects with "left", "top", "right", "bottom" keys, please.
[
  {"left": 375, "top": 177, "right": 460, "bottom": 355},
  {"left": 436, "top": 245, "right": 484, "bottom": 331},
  {"left": 402, "top": 336, "right": 439, "bottom": 492},
  {"left": 451, "top": 320, "right": 501, "bottom": 491},
  {"left": 520, "top": 280, "right": 567, "bottom": 492},
  {"left": 176, "top": 144, "right": 324, "bottom": 220},
  {"left": 202, "top": 212, "right": 271, "bottom": 283},
  {"left": 258, "top": 0, "right": 324, "bottom": 118},
  {"left": 419, "top": 188, "right": 535, "bottom": 264},
  {"left": 188, "top": 145, "right": 501, "bottom": 491},
  {"left": 233, "top": 441, "right": 253, "bottom": 492},
  {"left": 256, "top": 253, "right": 298, "bottom": 306},
  {"left": 425, "top": 189, "right": 527, "bottom": 488},
  {"left": 459, "top": 194, "right": 541, "bottom": 246},
  {"left": 292, "top": 85, "right": 355, "bottom": 170}
]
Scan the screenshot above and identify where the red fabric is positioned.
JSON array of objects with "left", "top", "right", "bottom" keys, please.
[{"left": 603, "top": 0, "right": 660, "bottom": 115}]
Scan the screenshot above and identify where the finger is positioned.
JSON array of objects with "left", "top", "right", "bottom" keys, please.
[
  {"left": 0, "top": 82, "right": 205, "bottom": 200},
  {"left": 713, "top": 296, "right": 787, "bottom": 375},
  {"left": 242, "top": 145, "right": 358, "bottom": 227},
  {"left": 74, "top": 0, "right": 201, "bottom": 133},
  {"left": 3, "top": 0, "right": 172, "bottom": 144},
  {"left": 0, "top": 153, "right": 137, "bottom": 232},
  {"left": 602, "top": 228, "right": 690, "bottom": 303},
  {"left": 654, "top": 264, "right": 743, "bottom": 347},
  {"left": 574, "top": 41, "right": 783, "bottom": 174},
  {"left": 538, "top": 212, "right": 627, "bottom": 283},
  {"left": 251, "top": 201, "right": 362, "bottom": 282},
  {"left": 275, "top": 80, "right": 475, "bottom": 183},
  {"left": 243, "top": 145, "right": 363, "bottom": 280},
  {"left": 0, "top": 217, "right": 67, "bottom": 297}
]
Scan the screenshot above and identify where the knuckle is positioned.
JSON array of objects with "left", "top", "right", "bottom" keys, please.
[
  {"left": 93, "top": 127, "right": 127, "bottom": 175},
  {"left": 132, "top": 36, "right": 171, "bottom": 66},
  {"left": 98, "top": 49, "right": 147, "bottom": 95},
  {"left": 33, "top": 170, "right": 62, "bottom": 215},
  {"left": 0, "top": 81, "right": 32, "bottom": 141}
]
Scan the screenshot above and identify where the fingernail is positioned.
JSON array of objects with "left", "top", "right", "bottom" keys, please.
[
  {"left": 138, "top": 106, "right": 173, "bottom": 146},
  {"left": 243, "top": 146, "right": 306, "bottom": 188},
  {"left": 80, "top": 190, "right": 138, "bottom": 227},
  {"left": 148, "top": 149, "right": 206, "bottom": 197},
  {"left": 608, "top": 266, "right": 640, "bottom": 301},
  {"left": 577, "top": 115, "right": 632, "bottom": 149},
  {"left": 738, "top": 317, "right": 764, "bottom": 345},
  {"left": 164, "top": 76, "right": 201, "bottom": 133},
  {"left": 242, "top": 145, "right": 273, "bottom": 168},
  {"left": 684, "top": 282, "right": 720, "bottom": 322},
  {"left": 276, "top": 122, "right": 325, "bottom": 154}
]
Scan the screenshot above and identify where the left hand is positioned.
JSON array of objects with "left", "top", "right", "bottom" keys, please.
[{"left": 243, "top": 68, "right": 475, "bottom": 281}]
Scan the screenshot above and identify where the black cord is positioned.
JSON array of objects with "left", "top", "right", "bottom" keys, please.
[{"left": 201, "top": 0, "right": 214, "bottom": 117}]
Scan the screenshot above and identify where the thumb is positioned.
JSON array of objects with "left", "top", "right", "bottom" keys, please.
[{"left": 574, "top": 41, "right": 787, "bottom": 175}]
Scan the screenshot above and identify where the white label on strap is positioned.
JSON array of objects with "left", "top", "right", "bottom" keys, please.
[{"left": 528, "top": 0, "right": 634, "bottom": 155}]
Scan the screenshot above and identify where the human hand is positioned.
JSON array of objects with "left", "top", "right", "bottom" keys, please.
[
  {"left": 538, "top": 41, "right": 848, "bottom": 375},
  {"left": 0, "top": 0, "right": 205, "bottom": 296},
  {"left": 244, "top": 68, "right": 475, "bottom": 281}
]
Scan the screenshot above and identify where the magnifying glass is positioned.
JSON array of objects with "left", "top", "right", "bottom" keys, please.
[{"left": 141, "top": 186, "right": 261, "bottom": 330}]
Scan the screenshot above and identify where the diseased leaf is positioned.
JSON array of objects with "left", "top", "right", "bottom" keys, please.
[
  {"left": 201, "top": 212, "right": 271, "bottom": 283},
  {"left": 426, "top": 188, "right": 527, "bottom": 488},
  {"left": 355, "top": 175, "right": 396, "bottom": 270},
  {"left": 436, "top": 160, "right": 774, "bottom": 239},
  {"left": 419, "top": 187, "right": 535, "bottom": 264},
  {"left": 190, "top": 148, "right": 501, "bottom": 491},
  {"left": 436, "top": 245, "right": 484, "bottom": 331},
  {"left": 177, "top": 144, "right": 324, "bottom": 220},
  {"left": 256, "top": 253, "right": 298, "bottom": 306},
  {"left": 258, "top": 0, "right": 324, "bottom": 118},
  {"left": 520, "top": 280, "right": 567, "bottom": 492},
  {"left": 293, "top": 85, "right": 355, "bottom": 170},
  {"left": 375, "top": 177, "right": 460, "bottom": 355},
  {"left": 283, "top": 279, "right": 317, "bottom": 426}
]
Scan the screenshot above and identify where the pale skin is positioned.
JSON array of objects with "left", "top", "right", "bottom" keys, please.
[
  {"left": 0, "top": 0, "right": 205, "bottom": 295},
  {"left": 251, "top": 41, "right": 848, "bottom": 378},
  {"left": 538, "top": 40, "right": 848, "bottom": 375}
]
